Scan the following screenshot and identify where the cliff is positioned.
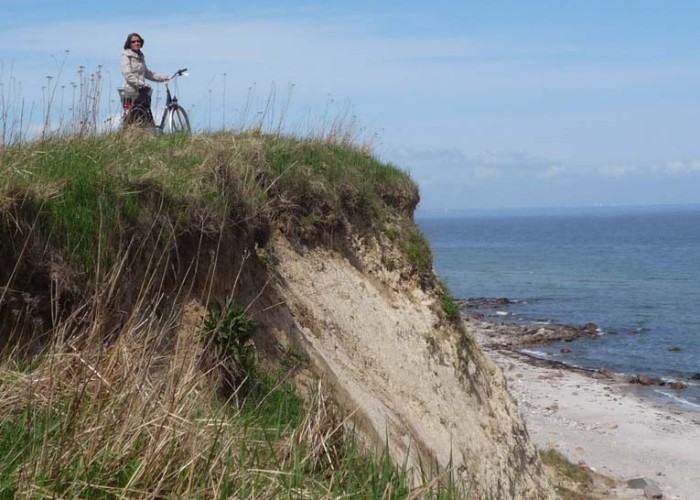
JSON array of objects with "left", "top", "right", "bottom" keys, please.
[
  {"left": 272, "top": 234, "right": 555, "bottom": 498},
  {"left": 0, "top": 132, "right": 555, "bottom": 498}
]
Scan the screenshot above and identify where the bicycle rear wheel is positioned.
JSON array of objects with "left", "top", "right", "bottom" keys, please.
[
  {"left": 164, "top": 105, "right": 191, "bottom": 134},
  {"left": 123, "top": 106, "right": 154, "bottom": 129}
]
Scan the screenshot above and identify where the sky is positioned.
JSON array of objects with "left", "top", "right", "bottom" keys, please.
[{"left": 1, "top": 1, "right": 699, "bottom": 211}]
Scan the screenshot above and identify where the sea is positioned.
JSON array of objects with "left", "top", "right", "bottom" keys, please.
[{"left": 417, "top": 204, "right": 700, "bottom": 411}]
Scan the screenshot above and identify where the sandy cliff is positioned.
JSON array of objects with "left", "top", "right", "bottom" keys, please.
[{"left": 265, "top": 234, "right": 556, "bottom": 499}]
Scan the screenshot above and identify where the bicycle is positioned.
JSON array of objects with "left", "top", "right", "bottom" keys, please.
[{"left": 118, "top": 68, "right": 191, "bottom": 134}]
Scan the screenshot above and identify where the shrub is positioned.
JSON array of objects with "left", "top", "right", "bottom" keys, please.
[
  {"left": 440, "top": 282, "right": 461, "bottom": 322},
  {"left": 202, "top": 301, "right": 257, "bottom": 397}
]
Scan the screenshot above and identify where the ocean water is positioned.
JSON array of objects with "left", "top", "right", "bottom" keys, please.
[{"left": 417, "top": 205, "right": 700, "bottom": 410}]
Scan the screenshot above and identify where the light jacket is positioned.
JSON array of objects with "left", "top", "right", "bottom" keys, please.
[{"left": 120, "top": 48, "right": 169, "bottom": 96}]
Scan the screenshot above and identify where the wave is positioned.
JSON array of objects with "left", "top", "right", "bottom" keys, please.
[{"left": 653, "top": 389, "right": 700, "bottom": 411}]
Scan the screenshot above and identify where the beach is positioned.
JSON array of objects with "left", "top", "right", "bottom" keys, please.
[{"left": 467, "top": 317, "right": 700, "bottom": 499}]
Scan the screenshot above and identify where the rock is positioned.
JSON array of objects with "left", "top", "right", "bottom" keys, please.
[
  {"left": 627, "top": 478, "right": 663, "bottom": 498},
  {"left": 667, "top": 346, "right": 682, "bottom": 352},
  {"left": 560, "top": 348, "right": 572, "bottom": 353},
  {"left": 691, "top": 373, "right": 700, "bottom": 381},
  {"left": 627, "top": 478, "right": 645, "bottom": 489},
  {"left": 627, "top": 477, "right": 655, "bottom": 489},
  {"left": 582, "top": 322, "right": 599, "bottom": 333},
  {"left": 545, "top": 402, "right": 559, "bottom": 412},
  {"left": 669, "top": 381, "right": 689, "bottom": 390},
  {"left": 644, "top": 482, "right": 663, "bottom": 498},
  {"left": 632, "top": 374, "right": 662, "bottom": 386},
  {"left": 461, "top": 297, "right": 517, "bottom": 309}
]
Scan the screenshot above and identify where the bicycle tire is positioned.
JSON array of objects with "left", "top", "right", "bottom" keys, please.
[
  {"left": 123, "top": 106, "right": 154, "bottom": 129},
  {"left": 164, "top": 105, "right": 191, "bottom": 134}
]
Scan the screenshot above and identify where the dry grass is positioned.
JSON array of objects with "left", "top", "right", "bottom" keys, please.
[
  {"left": 0, "top": 292, "right": 448, "bottom": 498},
  {"left": 0, "top": 200, "right": 447, "bottom": 500},
  {"left": 0, "top": 287, "right": 406, "bottom": 498},
  {"left": 0, "top": 126, "right": 460, "bottom": 498},
  {"left": 538, "top": 447, "right": 619, "bottom": 500}
]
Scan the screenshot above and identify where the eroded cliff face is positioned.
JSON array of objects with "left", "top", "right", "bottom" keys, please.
[
  {"left": 0, "top": 197, "right": 555, "bottom": 497},
  {"left": 269, "top": 234, "right": 557, "bottom": 499}
]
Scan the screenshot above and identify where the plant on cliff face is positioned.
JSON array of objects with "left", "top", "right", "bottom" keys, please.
[
  {"left": 440, "top": 282, "right": 461, "bottom": 322},
  {"left": 401, "top": 226, "right": 433, "bottom": 283},
  {"left": 540, "top": 448, "right": 596, "bottom": 498},
  {"left": 424, "top": 332, "right": 439, "bottom": 354},
  {"left": 202, "top": 301, "right": 257, "bottom": 396}
]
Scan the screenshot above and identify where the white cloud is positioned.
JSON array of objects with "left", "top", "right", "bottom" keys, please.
[
  {"left": 597, "top": 160, "right": 700, "bottom": 177},
  {"left": 4, "top": 13, "right": 698, "bottom": 104},
  {"left": 389, "top": 147, "right": 565, "bottom": 183},
  {"left": 597, "top": 164, "right": 639, "bottom": 177},
  {"left": 656, "top": 159, "right": 700, "bottom": 175}
]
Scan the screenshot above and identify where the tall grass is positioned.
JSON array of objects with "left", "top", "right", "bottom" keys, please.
[
  {"left": 0, "top": 299, "right": 407, "bottom": 498},
  {"left": 0, "top": 126, "right": 466, "bottom": 497},
  {"left": 1, "top": 56, "right": 381, "bottom": 150},
  {"left": 0, "top": 218, "right": 460, "bottom": 499},
  {"left": 1, "top": 59, "right": 108, "bottom": 146}
]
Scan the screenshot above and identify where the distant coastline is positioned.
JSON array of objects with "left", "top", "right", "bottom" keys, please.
[
  {"left": 416, "top": 202, "right": 700, "bottom": 219},
  {"left": 464, "top": 306, "right": 700, "bottom": 413}
]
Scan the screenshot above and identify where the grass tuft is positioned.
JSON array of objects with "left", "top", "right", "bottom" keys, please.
[{"left": 540, "top": 448, "right": 595, "bottom": 499}]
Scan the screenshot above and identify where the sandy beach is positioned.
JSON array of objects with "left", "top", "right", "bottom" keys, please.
[{"left": 467, "top": 317, "right": 700, "bottom": 500}]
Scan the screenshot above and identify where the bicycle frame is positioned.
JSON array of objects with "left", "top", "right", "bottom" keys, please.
[{"left": 157, "top": 68, "right": 189, "bottom": 132}]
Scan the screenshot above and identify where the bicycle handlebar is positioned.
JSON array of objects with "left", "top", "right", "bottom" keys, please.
[{"left": 171, "top": 68, "right": 188, "bottom": 79}]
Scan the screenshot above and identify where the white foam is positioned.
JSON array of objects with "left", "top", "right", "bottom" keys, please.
[
  {"left": 520, "top": 348, "right": 552, "bottom": 360},
  {"left": 653, "top": 389, "right": 700, "bottom": 410}
]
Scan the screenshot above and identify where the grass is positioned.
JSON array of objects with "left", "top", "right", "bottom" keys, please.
[
  {"left": 0, "top": 129, "right": 471, "bottom": 498},
  {"left": 0, "top": 313, "right": 462, "bottom": 498},
  {"left": 0, "top": 131, "right": 419, "bottom": 276},
  {"left": 439, "top": 282, "right": 461, "bottom": 322},
  {"left": 0, "top": 296, "right": 370, "bottom": 498},
  {"left": 539, "top": 448, "right": 595, "bottom": 499},
  {"left": 201, "top": 300, "right": 258, "bottom": 398}
]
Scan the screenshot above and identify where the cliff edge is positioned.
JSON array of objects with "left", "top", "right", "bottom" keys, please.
[{"left": 0, "top": 132, "right": 555, "bottom": 498}]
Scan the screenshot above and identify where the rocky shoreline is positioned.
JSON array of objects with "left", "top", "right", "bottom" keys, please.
[
  {"left": 463, "top": 308, "right": 700, "bottom": 499},
  {"left": 460, "top": 297, "right": 693, "bottom": 392}
]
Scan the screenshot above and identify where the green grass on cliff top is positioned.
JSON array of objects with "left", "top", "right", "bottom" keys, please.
[{"left": 0, "top": 131, "right": 420, "bottom": 274}]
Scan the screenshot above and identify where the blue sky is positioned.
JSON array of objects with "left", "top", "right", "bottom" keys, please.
[{"left": 2, "top": 1, "right": 699, "bottom": 210}]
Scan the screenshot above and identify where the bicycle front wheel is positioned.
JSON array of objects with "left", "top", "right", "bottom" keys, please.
[{"left": 164, "top": 105, "right": 191, "bottom": 134}]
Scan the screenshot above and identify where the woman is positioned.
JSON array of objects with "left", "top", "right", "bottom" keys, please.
[{"left": 120, "top": 33, "right": 169, "bottom": 127}]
